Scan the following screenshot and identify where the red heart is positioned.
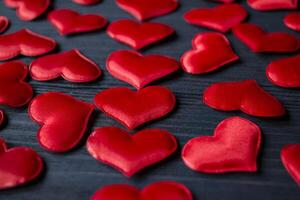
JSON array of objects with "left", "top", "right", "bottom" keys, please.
[
  {"left": 28, "top": 92, "right": 94, "bottom": 152},
  {"left": 232, "top": 23, "right": 300, "bottom": 53},
  {"left": 203, "top": 80, "right": 286, "bottom": 117},
  {"left": 184, "top": 4, "right": 248, "bottom": 33},
  {"left": 4, "top": 0, "right": 50, "bottom": 21},
  {"left": 115, "top": 0, "right": 178, "bottom": 21},
  {"left": 0, "top": 138, "right": 43, "bottom": 189},
  {"left": 48, "top": 9, "right": 107, "bottom": 36},
  {"left": 0, "top": 16, "right": 9, "bottom": 34},
  {"left": 247, "top": 0, "right": 298, "bottom": 11},
  {"left": 284, "top": 12, "right": 300, "bottom": 32},
  {"left": 92, "top": 181, "right": 193, "bottom": 200},
  {"left": 30, "top": 49, "right": 102, "bottom": 83},
  {"left": 72, "top": 0, "right": 101, "bottom": 5},
  {"left": 0, "top": 61, "right": 33, "bottom": 107},
  {"left": 94, "top": 86, "right": 176, "bottom": 129},
  {"left": 267, "top": 54, "right": 300, "bottom": 88},
  {"left": 181, "top": 32, "right": 238, "bottom": 74},
  {"left": 107, "top": 50, "right": 179, "bottom": 89},
  {"left": 182, "top": 117, "right": 261, "bottom": 173},
  {"left": 87, "top": 127, "right": 177, "bottom": 176},
  {"left": 0, "top": 29, "right": 56, "bottom": 61},
  {"left": 107, "top": 19, "right": 174, "bottom": 50},
  {"left": 281, "top": 144, "right": 300, "bottom": 185},
  {"left": 0, "top": 111, "right": 4, "bottom": 127}
]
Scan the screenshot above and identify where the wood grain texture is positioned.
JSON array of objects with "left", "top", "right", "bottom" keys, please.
[{"left": 0, "top": 0, "right": 300, "bottom": 199}]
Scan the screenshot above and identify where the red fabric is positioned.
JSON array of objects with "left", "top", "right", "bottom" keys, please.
[
  {"left": 0, "top": 16, "right": 9, "bottom": 33},
  {"left": 247, "top": 0, "right": 298, "bottom": 11},
  {"left": 284, "top": 12, "right": 300, "bottom": 32},
  {"left": 72, "top": 0, "right": 101, "bottom": 5},
  {"left": 281, "top": 144, "right": 300, "bottom": 185}
]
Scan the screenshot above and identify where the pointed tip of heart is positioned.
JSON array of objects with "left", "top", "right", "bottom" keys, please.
[{"left": 281, "top": 144, "right": 300, "bottom": 185}]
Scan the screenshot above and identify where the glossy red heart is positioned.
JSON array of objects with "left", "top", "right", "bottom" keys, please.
[
  {"left": 0, "top": 29, "right": 56, "bottom": 61},
  {"left": 281, "top": 144, "right": 300, "bottom": 185},
  {"left": 0, "top": 16, "right": 9, "bottom": 34},
  {"left": 184, "top": 4, "right": 248, "bottom": 33},
  {"left": 267, "top": 54, "right": 300, "bottom": 88},
  {"left": 181, "top": 32, "right": 238, "bottom": 74},
  {"left": 72, "top": 0, "right": 101, "bottom": 5},
  {"left": 4, "top": 0, "right": 50, "bottom": 21},
  {"left": 107, "top": 50, "right": 179, "bottom": 89},
  {"left": 30, "top": 49, "right": 101, "bottom": 83},
  {"left": 203, "top": 80, "right": 286, "bottom": 117},
  {"left": 0, "top": 138, "right": 43, "bottom": 189},
  {"left": 247, "top": 0, "right": 298, "bottom": 11},
  {"left": 87, "top": 127, "right": 177, "bottom": 176},
  {"left": 94, "top": 86, "right": 176, "bottom": 129},
  {"left": 0, "top": 61, "right": 33, "bottom": 108},
  {"left": 92, "top": 181, "right": 193, "bottom": 200},
  {"left": 284, "top": 13, "right": 300, "bottom": 32},
  {"left": 107, "top": 19, "right": 174, "bottom": 50},
  {"left": 0, "top": 111, "right": 4, "bottom": 127},
  {"left": 28, "top": 92, "right": 94, "bottom": 152},
  {"left": 182, "top": 117, "right": 261, "bottom": 173},
  {"left": 115, "top": 0, "right": 178, "bottom": 21},
  {"left": 232, "top": 23, "right": 300, "bottom": 53},
  {"left": 48, "top": 9, "right": 107, "bottom": 36}
]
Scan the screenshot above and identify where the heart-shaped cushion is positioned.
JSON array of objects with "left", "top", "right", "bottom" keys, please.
[
  {"left": 72, "top": 0, "right": 101, "bottom": 5},
  {"left": 284, "top": 12, "right": 300, "bottom": 32},
  {"left": 281, "top": 144, "right": 300, "bottom": 185},
  {"left": 0, "top": 16, "right": 9, "bottom": 34},
  {"left": 247, "top": 0, "right": 298, "bottom": 11}
]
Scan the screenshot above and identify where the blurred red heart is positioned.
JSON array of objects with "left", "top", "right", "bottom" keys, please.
[
  {"left": 284, "top": 12, "right": 300, "bottom": 32},
  {"left": 30, "top": 49, "right": 101, "bottom": 83},
  {"left": 203, "top": 80, "right": 286, "bottom": 117},
  {"left": 0, "top": 138, "right": 43, "bottom": 189},
  {"left": 0, "top": 111, "right": 4, "bottom": 127},
  {"left": 184, "top": 4, "right": 248, "bottom": 33},
  {"left": 0, "top": 16, "right": 9, "bottom": 33},
  {"left": 181, "top": 32, "right": 238, "bottom": 74},
  {"left": 4, "top": 0, "right": 50, "bottom": 21},
  {"left": 232, "top": 23, "right": 299, "bottom": 53},
  {"left": 107, "top": 19, "right": 174, "bottom": 50},
  {"left": 92, "top": 181, "right": 193, "bottom": 200},
  {"left": 281, "top": 144, "right": 300, "bottom": 185},
  {"left": 48, "top": 9, "right": 107, "bottom": 35},
  {"left": 29, "top": 92, "right": 94, "bottom": 152},
  {"left": 72, "top": 0, "right": 101, "bottom": 5},
  {"left": 115, "top": 0, "right": 178, "bottom": 21},
  {"left": 182, "top": 117, "right": 261, "bottom": 173},
  {"left": 94, "top": 86, "right": 176, "bottom": 129},
  {"left": 247, "top": 0, "right": 298, "bottom": 11}
]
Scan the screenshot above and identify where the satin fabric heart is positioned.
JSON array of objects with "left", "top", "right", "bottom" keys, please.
[
  {"left": 181, "top": 32, "right": 238, "bottom": 74},
  {"left": 267, "top": 54, "right": 300, "bottom": 88},
  {"left": 247, "top": 0, "right": 298, "bottom": 11},
  {"left": 203, "top": 80, "right": 286, "bottom": 117},
  {"left": 0, "top": 111, "right": 4, "bottom": 127},
  {"left": 30, "top": 49, "right": 101, "bottom": 83},
  {"left": 0, "top": 16, "right": 9, "bottom": 34},
  {"left": 107, "top": 50, "right": 179, "bottom": 89},
  {"left": 284, "top": 13, "right": 300, "bottom": 32},
  {"left": 0, "top": 61, "right": 33, "bottom": 107},
  {"left": 48, "top": 9, "right": 107, "bottom": 36},
  {"left": 115, "top": 0, "right": 178, "bottom": 21},
  {"left": 0, "top": 138, "right": 43, "bottom": 189},
  {"left": 182, "top": 117, "right": 261, "bottom": 173},
  {"left": 232, "top": 23, "right": 299, "bottom": 53},
  {"left": 92, "top": 181, "right": 193, "bottom": 200},
  {"left": 184, "top": 4, "right": 248, "bottom": 33},
  {"left": 94, "top": 86, "right": 176, "bottom": 129},
  {"left": 29, "top": 92, "right": 94, "bottom": 152},
  {"left": 107, "top": 19, "right": 174, "bottom": 50},
  {"left": 281, "top": 144, "right": 300, "bottom": 185},
  {"left": 72, "top": 0, "right": 101, "bottom": 5},
  {"left": 0, "top": 29, "right": 56, "bottom": 61},
  {"left": 4, "top": 0, "right": 50, "bottom": 21},
  {"left": 87, "top": 127, "right": 177, "bottom": 176}
]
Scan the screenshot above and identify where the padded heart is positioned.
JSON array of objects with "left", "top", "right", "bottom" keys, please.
[
  {"left": 0, "top": 138, "right": 43, "bottom": 189},
  {"left": 0, "top": 16, "right": 9, "bottom": 33},
  {"left": 115, "top": 0, "right": 178, "bottom": 21},
  {"left": 48, "top": 9, "right": 107, "bottom": 35},
  {"left": 29, "top": 92, "right": 94, "bottom": 152},
  {"left": 94, "top": 86, "right": 176, "bottom": 129},
  {"left": 107, "top": 19, "right": 174, "bottom": 50},
  {"left": 107, "top": 50, "right": 179, "bottom": 89},
  {"left": 92, "top": 181, "right": 193, "bottom": 200},
  {"left": 204, "top": 80, "right": 285, "bottom": 117},
  {"left": 184, "top": 4, "right": 248, "bottom": 33},
  {"left": 232, "top": 23, "right": 299, "bottom": 53},
  {"left": 87, "top": 127, "right": 177, "bottom": 176},
  {"left": 0, "top": 111, "right": 4, "bottom": 127},
  {"left": 284, "top": 12, "right": 300, "bottom": 32},
  {"left": 281, "top": 144, "right": 300, "bottom": 185},
  {"left": 247, "top": 0, "right": 298, "bottom": 11},
  {"left": 72, "top": 0, "right": 101, "bottom": 5},
  {"left": 182, "top": 117, "right": 261, "bottom": 173},
  {"left": 30, "top": 49, "right": 101, "bottom": 83},
  {"left": 4, "top": 0, "right": 50, "bottom": 21},
  {"left": 0, "top": 61, "right": 33, "bottom": 107},
  {"left": 181, "top": 32, "right": 238, "bottom": 74},
  {"left": 0, "top": 29, "right": 56, "bottom": 61}
]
